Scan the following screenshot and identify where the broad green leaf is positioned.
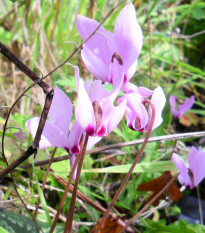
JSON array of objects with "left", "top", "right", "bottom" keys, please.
[{"left": 0, "top": 211, "right": 39, "bottom": 233}]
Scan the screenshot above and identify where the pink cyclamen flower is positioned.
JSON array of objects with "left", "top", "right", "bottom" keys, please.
[
  {"left": 169, "top": 95, "right": 195, "bottom": 119},
  {"left": 76, "top": 3, "right": 143, "bottom": 86},
  {"left": 74, "top": 66, "right": 126, "bottom": 137},
  {"left": 25, "top": 86, "right": 100, "bottom": 178},
  {"left": 172, "top": 147, "right": 205, "bottom": 189},
  {"left": 118, "top": 86, "right": 166, "bottom": 132}
]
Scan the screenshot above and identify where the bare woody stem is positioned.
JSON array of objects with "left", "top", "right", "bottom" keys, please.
[
  {"left": 94, "top": 99, "right": 156, "bottom": 233},
  {"left": 0, "top": 42, "right": 54, "bottom": 180},
  {"left": 0, "top": 42, "right": 52, "bottom": 93},
  {"left": 64, "top": 134, "right": 89, "bottom": 233},
  {"left": 118, "top": 175, "right": 178, "bottom": 233},
  {"left": 0, "top": 89, "right": 54, "bottom": 179}
]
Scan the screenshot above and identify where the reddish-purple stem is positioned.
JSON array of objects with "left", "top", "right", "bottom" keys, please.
[
  {"left": 94, "top": 99, "right": 155, "bottom": 233},
  {"left": 50, "top": 154, "right": 79, "bottom": 233},
  {"left": 64, "top": 134, "right": 89, "bottom": 233}
]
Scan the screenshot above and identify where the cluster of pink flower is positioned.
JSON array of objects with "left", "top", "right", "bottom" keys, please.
[{"left": 26, "top": 3, "right": 204, "bottom": 189}]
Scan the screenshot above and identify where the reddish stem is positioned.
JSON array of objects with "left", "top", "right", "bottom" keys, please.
[
  {"left": 94, "top": 99, "right": 155, "bottom": 233},
  {"left": 53, "top": 174, "right": 135, "bottom": 232},
  {"left": 50, "top": 153, "right": 79, "bottom": 233},
  {"left": 64, "top": 134, "right": 89, "bottom": 233}
]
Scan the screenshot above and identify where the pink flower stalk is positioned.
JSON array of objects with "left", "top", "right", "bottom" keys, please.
[
  {"left": 76, "top": 3, "right": 143, "bottom": 86},
  {"left": 74, "top": 66, "right": 126, "bottom": 137},
  {"left": 25, "top": 86, "right": 100, "bottom": 178},
  {"left": 169, "top": 95, "right": 195, "bottom": 119},
  {"left": 172, "top": 147, "right": 205, "bottom": 189},
  {"left": 118, "top": 86, "right": 166, "bottom": 132}
]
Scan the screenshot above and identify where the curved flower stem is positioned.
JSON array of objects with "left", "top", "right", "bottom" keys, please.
[
  {"left": 118, "top": 174, "right": 178, "bottom": 233},
  {"left": 64, "top": 134, "right": 89, "bottom": 233},
  {"left": 49, "top": 153, "right": 79, "bottom": 233},
  {"left": 94, "top": 99, "right": 155, "bottom": 233},
  {"left": 53, "top": 174, "right": 135, "bottom": 232}
]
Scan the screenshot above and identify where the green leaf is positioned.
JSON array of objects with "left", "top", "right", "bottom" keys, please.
[
  {"left": 55, "top": 77, "right": 76, "bottom": 91},
  {"left": 0, "top": 28, "right": 14, "bottom": 45},
  {"left": 82, "top": 161, "right": 176, "bottom": 173},
  {"left": 30, "top": 158, "right": 52, "bottom": 226},
  {"left": 191, "top": 5, "right": 205, "bottom": 20},
  {"left": 0, "top": 211, "right": 39, "bottom": 233},
  {"left": 0, "top": 226, "right": 9, "bottom": 233},
  {"left": 140, "top": 219, "right": 205, "bottom": 233}
]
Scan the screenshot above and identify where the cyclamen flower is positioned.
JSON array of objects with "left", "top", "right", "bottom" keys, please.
[
  {"left": 169, "top": 95, "right": 195, "bottom": 119},
  {"left": 118, "top": 86, "right": 166, "bottom": 132},
  {"left": 26, "top": 86, "right": 74, "bottom": 151},
  {"left": 25, "top": 86, "right": 100, "bottom": 177},
  {"left": 76, "top": 3, "right": 143, "bottom": 86},
  {"left": 74, "top": 65, "right": 126, "bottom": 137},
  {"left": 172, "top": 147, "right": 205, "bottom": 189}
]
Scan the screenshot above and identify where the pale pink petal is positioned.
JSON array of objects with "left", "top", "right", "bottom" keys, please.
[
  {"left": 146, "top": 86, "right": 166, "bottom": 131},
  {"left": 90, "top": 62, "right": 123, "bottom": 103},
  {"left": 90, "top": 80, "right": 110, "bottom": 102},
  {"left": 178, "top": 95, "right": 195, "bottom": 118},
  {"left": 105, "top": 99, "right": 126, "bottom": 135},
  {"left": 68, "top": 121, "right": 83, "bottom": 154},
  {"left": 118, "top": 93, "right": 148, "bottom": 131},
  {"left": 84, "top": 80, "right": 92, "bottom": 94},
  {"left": 122, "top": 82, "right": 138, "bottom": 93},
  {"left": 130, "top": 101, "right": 148, "bottom": 131},
  {"left": 126, "top": 59, "right": 138, "bottom": 81},
  {"left": 76, "top": 15, "right": 110, "bottom": 55},
  {"left": 108, "top": 60, "right": 124, "bottom": 93},
  {"left": 113, "top": 3, "right": 143, "bottom": 80},
  {"left": 87, "top": 136, "right": 102, "bottom": 149},
  {"left": 169, "top": 95, "right": 178, "bottom": 117},
  {"left": 77, "top": 15, "right": 111, "bottom": 81},
  {"left": 81, "top": 46, "right": 109, "bottom": 82},
  {"left": 25, "top": 117, "right": 68, "bottom": 149},
  {"left": 48, "top": 86, "right": 73, "bottom": 135},
  {"left": 137, "top": 87, "right": 153, "bottom": 98},
  {"left": 188, "top": 147, "right": 205, "bottom": 187},
  {"left": 70, "top": 154, "right": 77, "bottom": 181},
  {"left": 97, "top": 98, "right": 126, "bottom": 137},
  {"left": 172, "top": 153, "right": 192, "bottom": 188},
  {"left": 95, "top": 99, "right": 112, "bottom": 136},
  {"left": 188, "top": 146, "right": 198, "bottom": 165},
  {"left": 75, "top": 69, "right": 96, "bottom": 136}
]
